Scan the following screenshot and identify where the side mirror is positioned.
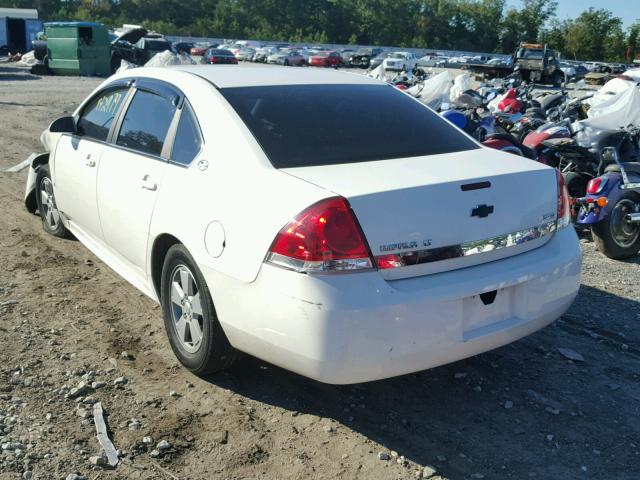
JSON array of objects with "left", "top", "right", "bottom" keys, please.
[{"left": 49, "top": 116, "right": 76, "bottom": 134}]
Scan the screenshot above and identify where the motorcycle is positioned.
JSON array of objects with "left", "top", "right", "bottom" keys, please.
[{"left": 575, "top": 144, "right": 640, "bottom": 259}]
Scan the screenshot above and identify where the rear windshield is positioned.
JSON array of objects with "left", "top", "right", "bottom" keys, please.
[
  {"left": 210, "top": 49, "right": 233, "bottom": 56},
  {"left": 220, "top": 84, "right": 479, "bottom": 168}
]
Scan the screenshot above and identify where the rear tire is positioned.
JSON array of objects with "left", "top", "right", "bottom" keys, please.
[
  {"left": 592, "top": 193, "right": 640, "bottom": 259},
  {"left": 160, "top": 244, "right": 239, "bottom": 375},
  {"left": 35, "top": 165, "right": 72, "bottom": 239}
]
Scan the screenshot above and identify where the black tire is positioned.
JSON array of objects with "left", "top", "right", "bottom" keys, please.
[
  {"left": 284, "top": 59, "right": 289, "bottom": 66},
  {"left": 160, "top": 244, "right": 239, "bottom": 375},
  {"left": 592, "top": 193, "right": 640, "bottom": 259},
  {"left": 35, "top": 164, "right": 72, "bottom": 239}
]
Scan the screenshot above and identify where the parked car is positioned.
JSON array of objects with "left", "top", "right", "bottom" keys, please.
[
  {"left": 267, "top": 49, "right": 306, "bottom": 66},
  {"left": 190, "top": 42, "right": 218, "bottom": 56},
  {"left": 173, "top": 42, "right": 194, "bottom": 55},
  {"left": 202, "top": 48, "right": 238, "bottom": 64},
  {"left": 253, "top": 46, "right": 278, "bottom": 63},
  {"left": 349, "top": 47, "right": 383, "bottom": 68},
  {"left": 383, "top": 52, "right": 419, "bottom": 71},
  {"left": 308, "top": 50, "right": 343, "bottom": 67},
  {"left": 236, "top": 47, "right": 256, "bottom": 62},
  {"left": 369, "top": 51, "right": 391, "bottom": 70},
  {"left": 25, "top": 66, "right": 581, "bottom": 384}
]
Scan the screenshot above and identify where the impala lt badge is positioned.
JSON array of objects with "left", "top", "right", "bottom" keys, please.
[{"left": 471, "top": 204, "right": 494, "bottom": 218}]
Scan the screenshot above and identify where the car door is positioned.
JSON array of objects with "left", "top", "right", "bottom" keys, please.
[
  {"left": 97, "top": 84, "right": 178, "bottom": 276},
  {"left": 54, "top": 87, "right": 129, "bottom": 241}
]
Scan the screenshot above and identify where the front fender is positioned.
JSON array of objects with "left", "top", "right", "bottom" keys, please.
[{"left": 24, "top": 152, "right": 49, "bottom": 213}]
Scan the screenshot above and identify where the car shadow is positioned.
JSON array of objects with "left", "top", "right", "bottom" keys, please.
[
  {"left": 0, "top": 73, "right": 41, "bottom": 81},
  {"left": 202, "top": 284, "right": 640, "bottom": 479}
]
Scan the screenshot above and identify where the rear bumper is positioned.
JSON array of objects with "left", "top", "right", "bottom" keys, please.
[{"left": 204, "top": 226, "right": 581, "bottom": 384}]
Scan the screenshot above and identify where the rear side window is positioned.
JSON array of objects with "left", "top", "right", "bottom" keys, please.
[
  {"left": 116, "top": 90, "right": 176, "bottom": 156},
  {"left": 77, "top": 88, "right": 128, "bottom": 141},
  {"left": 220, "top": 84, "right": 479, "bottom": 168},
  {"left": 171, "top": 102, "right": 202, "bottom": 166}
]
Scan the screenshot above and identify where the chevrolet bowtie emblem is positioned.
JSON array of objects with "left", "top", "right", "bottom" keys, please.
[{"left": 471, "top": 204, "right": 494, "bottom": 218}]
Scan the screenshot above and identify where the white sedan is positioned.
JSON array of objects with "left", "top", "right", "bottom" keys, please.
[{"left": 25, "top": 66, "right": 581, "bottom": 384}]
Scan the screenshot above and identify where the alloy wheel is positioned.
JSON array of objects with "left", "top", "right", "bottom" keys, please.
[
  {"left": 40, "top": 177, "right": 60, "bottom": 229},
  {"left": 170, "top": 265, "right": 204, "bottom": 353}
]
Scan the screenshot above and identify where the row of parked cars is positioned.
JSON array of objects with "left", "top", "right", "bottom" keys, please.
[{"left": 178, "top": 41, "right": 421, "bottom": 71}]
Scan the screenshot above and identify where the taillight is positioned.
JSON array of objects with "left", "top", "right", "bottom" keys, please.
[
  {"left": 556, "top": 170, "right": 570, "bottom": 228},
  {"left": 586, "top": 177, "right": 607, "bottom": 194},
  {"left": 266, "top": 197, "right": 374, "bottom": 273},
  {"left": 209, "top": 57, "right": 217, "bottom": 63}
]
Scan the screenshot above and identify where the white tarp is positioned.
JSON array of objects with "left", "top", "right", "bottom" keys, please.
[
  {"left": 580, "top": 86, "right": 640, "bottom": 130},
  {"left": 144, "top": 50, "right": 195, "bottom": 68},
  {"left": 623, "top": 68, "right": 640, "bottom": 82},
  {"left": 449, "top": 73, "right": 472, "bottom": 102},
  {"left": 116, "top": 60, "right": 138, "bottom": 73},
  {"left": 366, "top": 64, "right": 385, "bottom": 80},
  {"left": 407, "top": 71, "right": 451, "bottom": 110},
  {"left": 588, "top": 77, "right": 636, "bottom": 107}
]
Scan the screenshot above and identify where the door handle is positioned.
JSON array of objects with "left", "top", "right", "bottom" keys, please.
[{"left": 141, "top": 175, "right": 157, "bottom": 191}]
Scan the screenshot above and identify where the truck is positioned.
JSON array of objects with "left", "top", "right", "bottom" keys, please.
[
  {"left": 0, "top": 8, "right": 43, "bottom": 54},
  {"left": 513, "top": 42, "right": 563, "bottom": 86}
]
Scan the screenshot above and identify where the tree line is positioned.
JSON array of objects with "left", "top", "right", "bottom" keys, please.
[{"left": 3, "top": 0, "right": 639, "bottom": 62}]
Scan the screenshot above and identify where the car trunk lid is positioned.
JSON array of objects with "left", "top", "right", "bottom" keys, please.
[{"left": 281, "top": 148, "right": 558, "bottom": 280}]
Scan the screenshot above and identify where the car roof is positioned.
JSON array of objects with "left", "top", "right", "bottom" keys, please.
[{"left": 170, "top": 65, "right": 383, "bottom": 88}]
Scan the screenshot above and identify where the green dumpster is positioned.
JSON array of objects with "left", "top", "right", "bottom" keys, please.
[{"left": 45, "top": 22, "right": 111, "bottom": 76}]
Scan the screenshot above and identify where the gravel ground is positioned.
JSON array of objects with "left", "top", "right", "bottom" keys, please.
[{"left": 0, "top": 62, "right": 638, "bottom": 480}]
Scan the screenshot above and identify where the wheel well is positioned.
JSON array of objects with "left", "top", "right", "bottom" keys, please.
[{"left": 151, "top": 234, "right": 182, "bottom": 299}]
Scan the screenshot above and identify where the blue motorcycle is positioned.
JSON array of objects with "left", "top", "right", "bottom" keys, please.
[{"left": 575, "top": 138, "right": 640, "bottom": 259}]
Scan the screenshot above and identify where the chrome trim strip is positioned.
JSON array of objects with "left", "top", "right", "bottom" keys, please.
[
  {"left": 375, "top": 220, "right": 557, "bottom": 268},
  {"left": 621, "top": 182, "right": 640, "bottom": 190}
]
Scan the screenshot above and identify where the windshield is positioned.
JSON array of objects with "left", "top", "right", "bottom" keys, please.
[
  {"left": 221, "top": 84, "right": 479, "bottom": 168},
  {"left": 518, "top": 48, "right": 544, "bottom": 59},
  {"left": 314, "top": 52, "right": 329, "bottom": 57},
  {"left": 390, "top": 53, "right": 406, "bottom": 59}
]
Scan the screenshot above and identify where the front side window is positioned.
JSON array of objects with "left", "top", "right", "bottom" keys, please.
[
  {"left": 116, "top": 90, "right": 176, "bottom": 156},
  {"left": 77, "top": 88, "right": 128, "bottom": 141},
  {"left": 171, "top": 102, "right": 202, "bottom": 166}
]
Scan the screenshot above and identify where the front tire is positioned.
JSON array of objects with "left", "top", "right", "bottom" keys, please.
[
  {"left": 592, "top": 193, "right": 640, "bottom": 259},
  {"left": 35, "top": 164, "right": 72, "bottom": 238},
  {"left": 160, "top": 244, "right": 239, "bottom": 375}
]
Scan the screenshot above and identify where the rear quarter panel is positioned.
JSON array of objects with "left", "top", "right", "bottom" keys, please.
[{"left": 141, "top": 70, "right": 330, "bottom": 284}]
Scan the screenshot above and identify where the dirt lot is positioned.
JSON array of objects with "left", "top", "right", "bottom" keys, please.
[{"left": 0, "top": 63, "right": 639, "bottom": 480}]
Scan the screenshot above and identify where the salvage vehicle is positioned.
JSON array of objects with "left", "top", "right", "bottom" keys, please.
[
  {"left": 190, "top": 42, "right": 218, "bottom": 56},
  {"left": 253, "top": 46, "right": 279, "bottom": 63},
  {"left": 134, "top": 33, "right": 171, "bottom": 63},
  {"left": 202, "top": 48, "right": 237, "bottom": 64},
  {"left": 308, "top": 50, "right": 343, "bottom": 68},
  {"left": 267, "top": 49, "right": 306, "bottom": 66},
  {"left": 24, "top": 66, "right": 581, "bottom": 384},
  {"left": 513, "top": 42, "right": 563, "bottom": 86},
  {"left": 235, "top": 47, "right": 256, "bottom": 62},
  {"left": 349, "top": 47, "right": 383, "bottom": 68},
  {"left": 383, "top": 51, "right": 419, "bottom": 72}
]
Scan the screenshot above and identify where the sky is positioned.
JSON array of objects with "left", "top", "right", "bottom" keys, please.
[{"left": 506, "top": 0, "right": 640, "bottom": 29}]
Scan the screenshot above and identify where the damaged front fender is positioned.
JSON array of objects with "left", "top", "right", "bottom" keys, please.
[{"left": 24, "top": 152, "right": 49, "bottom": 213}]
